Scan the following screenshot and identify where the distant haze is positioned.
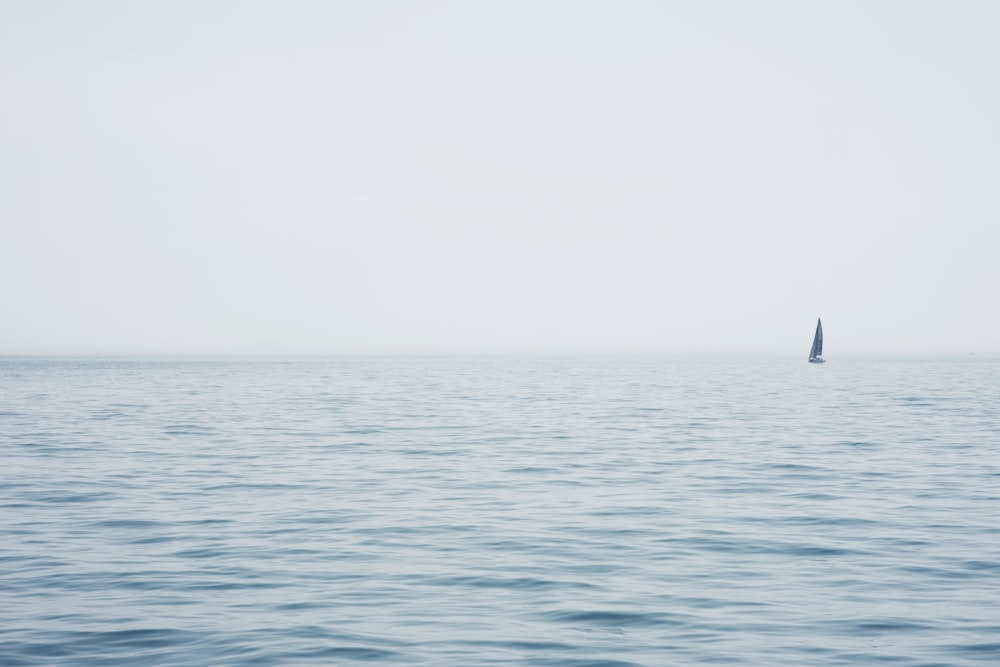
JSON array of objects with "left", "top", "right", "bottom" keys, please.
[{"left": 2, "top": 1, "right": 998, "bottom": 355}]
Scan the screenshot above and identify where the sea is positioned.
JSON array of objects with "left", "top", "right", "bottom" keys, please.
[{"left": 1, "top": 355, "right": 998, "bottom": 666}]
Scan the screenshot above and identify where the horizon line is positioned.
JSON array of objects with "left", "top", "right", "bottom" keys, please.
[{"left": 1, "top": 349, "right": 995, "bottom": 359}]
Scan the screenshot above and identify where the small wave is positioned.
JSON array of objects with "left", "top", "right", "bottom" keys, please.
[
  {"left": 279, "top": 645, "right": 401, "bottom": 661},
  {"left": 91, "top": 519, "right": 163, "bottom": 529},
  {"left": 162, "top": 424, "right": 218, "bottom": 435},
  {"left": 951, "top": 642, "right": 1000, "bottom": 655},
  {"left": 547, "top": 609, "right": 682, "bottom": 629},
  {"left": 842, "top": 620, "right": 933, "bottom": 635},
  {"left": 425, "top": 575, "right": 578, "bottom": 590},
  {"left": 31, "top": 491, "right": 115, "bottom": 504},
  {"left": 525, "top": 659, "right": 644, "bottom": 667},
  {"left": 1, "top": 628, "right": 202, "bottom": 661}
]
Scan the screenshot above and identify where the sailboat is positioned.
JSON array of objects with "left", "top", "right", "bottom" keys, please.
[{"left": 808, "top": 318, "right": 826, "bottom": 363}]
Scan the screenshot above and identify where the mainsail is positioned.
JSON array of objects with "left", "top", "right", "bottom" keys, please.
[{"left": 809, "top": 318, "right": 824, "bottom": 361}]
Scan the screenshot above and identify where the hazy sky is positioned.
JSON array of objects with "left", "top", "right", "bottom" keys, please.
[{"left": 2, "top": 1, "right": 998, "bottom": 354}]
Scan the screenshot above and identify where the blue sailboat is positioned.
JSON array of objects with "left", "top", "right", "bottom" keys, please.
[{"left": 808, "top": 318, "right": 826, "bottom": 363}]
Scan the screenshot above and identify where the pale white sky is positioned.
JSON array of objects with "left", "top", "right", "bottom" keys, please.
[{"left": 2, "top": 1, "right": 998, "bottom": 354}]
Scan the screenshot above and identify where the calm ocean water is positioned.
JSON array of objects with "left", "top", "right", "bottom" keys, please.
[{"left": 1, "top": 355, "right": 998, "bottom": 666}]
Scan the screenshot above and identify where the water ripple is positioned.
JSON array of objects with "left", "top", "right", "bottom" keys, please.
[{"left": 2, "top": 356, "right": 999, "bottom": 665}]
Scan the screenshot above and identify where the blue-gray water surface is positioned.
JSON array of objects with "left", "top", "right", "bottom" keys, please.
[{"left": 2, "top": 355, "right": 999, "bottom": 666}]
